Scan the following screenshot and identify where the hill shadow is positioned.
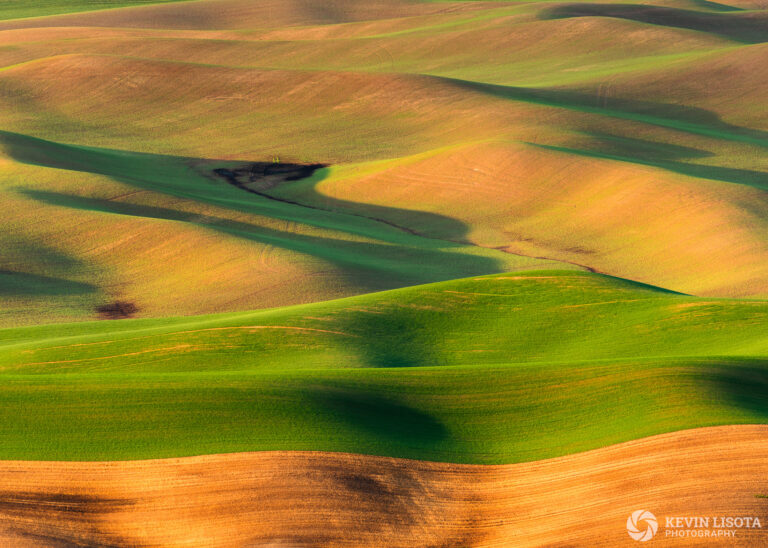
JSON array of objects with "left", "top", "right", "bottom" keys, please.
[
  {"left": 0, "top": 270, "right": 96, "bottom": 296},
  {"left": 569, "top": 131, "right": 716, "bottom": 162},
  {"left": 529, "top": 132, "right": 768, "bottom": 191},
  {"left": 18, "top": 187, "right": 497, "bottom": 296},
  {"left": 3, "top": 129, "right": 506, "bottom": 296},
  {"left": 442, "top": 77, "right": 768, "bottom": 148},
  {"left": 305, "top": 385, "right": 449, "bottom": 446},
  {"left": 0, "top": 130, "right": 474, "bottom": 248},
  {"left": 212, "top": 163, "right": 472, "bottom": 243},
  {"left": 336, "top": 307, "right": 445, "bottom": 368},
  {"left": 705, "top": 361, "right": 768, "bottom": 420},
  {"left": 540, "top": 3, "right": 768, "bottom": 43},
  {"left": 688, "top": 0, "right": 744, "bottom": 12}
]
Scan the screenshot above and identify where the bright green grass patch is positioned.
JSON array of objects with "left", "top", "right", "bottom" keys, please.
[
  {"left": 1, "top": 270, "right": 767, "bottom": 462},
  {"left": 0, "top": 1, "right": 193, "bottom": 21},
  {"left": 2, "top": 270, "right": 767, "bottom": 373},
  {"left": 1, "top": 358, "right": 766, "bottom": 462}
]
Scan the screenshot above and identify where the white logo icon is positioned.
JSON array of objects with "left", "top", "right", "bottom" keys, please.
[{"left": 627, "top": 510, "right": 658, "bottom": 542}]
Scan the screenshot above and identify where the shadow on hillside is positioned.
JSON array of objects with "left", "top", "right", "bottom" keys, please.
[
  {"left": 1, "top": 130, "right": 506, "bottom": 298},
  {"left": 443, "top": 78, "right": 768, "bottom": 148},
  {"left": 0, "top": 270, "right": 96, "bottom": 296},
  {"left": 540, "top": 3, "right": 768, "bottom": 43},
  {"left": 529, "top": 135, "right": 768, "bottom": 191},
  {"left": 338, "top": 307, "right": 444, "bottom": 368},
  {"left": 706, "top": 362, "right": 768, "bottom": 419},
  {"left": 571, "top": 132, "right": 715, "bottom": 162},
  {"left": 688, "top": 0, "right": 744, "bottom": 12},
  {"left": 20, "top": 188, "right": 499, "bottom": 295},
  {"left": 306, "top": 386, "right": 449, "bottom": 445},
  {"left": 212, "top": 162, "right": 473, "bottom": 244},
  {"left": 0, "top": 130, "right": 474, "bottom": 247}
]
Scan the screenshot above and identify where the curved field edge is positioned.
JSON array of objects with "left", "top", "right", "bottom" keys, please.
[
  {"left": 0, "top": 270, "right": 766, "bottom": 462},
  {"left": 1, "top": 425, "right": 767, "bottom": 547}
]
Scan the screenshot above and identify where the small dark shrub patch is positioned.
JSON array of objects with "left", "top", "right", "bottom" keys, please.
[{"left": 96, "top": 301, "right": 138, "bottom": 319}]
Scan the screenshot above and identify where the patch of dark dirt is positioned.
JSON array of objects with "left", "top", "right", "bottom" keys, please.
[
  {"left": 96, "top": 301, "right": 138, "bottom": 320},
  {"left": 335, "top": 472, "right": 393, "bottom": 499},
  {"left": 213, "top": 162, "right": 326, "bottom": 195},
  {"left": 0, "top": 491, "right": 135, "bottom": 547},
  {"left": 0, "top": 491, "right": 133, "bottom": 516}
]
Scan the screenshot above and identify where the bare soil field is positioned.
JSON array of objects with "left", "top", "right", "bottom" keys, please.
[{"left": 1, "top": 425, "right": 766, "bottom": 547}]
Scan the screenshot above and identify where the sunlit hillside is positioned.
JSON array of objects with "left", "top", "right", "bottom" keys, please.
[{"left": 1, "top": 1, "right": 767, "bottom": 546}]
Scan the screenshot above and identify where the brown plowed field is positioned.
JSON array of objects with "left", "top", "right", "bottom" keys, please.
[{"left": 1, "top": 425, "right": 766, "bottom": 547}]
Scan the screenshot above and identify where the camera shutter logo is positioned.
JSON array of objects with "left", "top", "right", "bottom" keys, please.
[{"left": 627, "top": 510, "right": 658, "bottom": 542}]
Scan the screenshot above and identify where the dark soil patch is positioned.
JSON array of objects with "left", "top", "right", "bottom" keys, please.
[
  {"left": 0, "top": 491, "right": 133, "bottom": 515},
  {"left": 213, "top": 162, "right": 326, "bottom": 195},
  {"left": 96, "top": 301, "right": 138, "bottom": 320}
]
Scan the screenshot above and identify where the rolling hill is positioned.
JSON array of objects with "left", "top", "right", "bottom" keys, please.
[
  {"left": 1, "top": 426, "right": 766, "bottom": 547},
  {"left": 0, "top": 0, "right": 765, "bottom": 325},
  {"left": 1, "top": 270, "right": 766, "bottom": 462},
  {"left": 0, "top": 0, "right": 767, "bottom": 545}
]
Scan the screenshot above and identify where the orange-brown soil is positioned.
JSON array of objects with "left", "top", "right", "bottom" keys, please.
[{"left": 1, "top": 425, "right": 766, "bottom": 547}]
